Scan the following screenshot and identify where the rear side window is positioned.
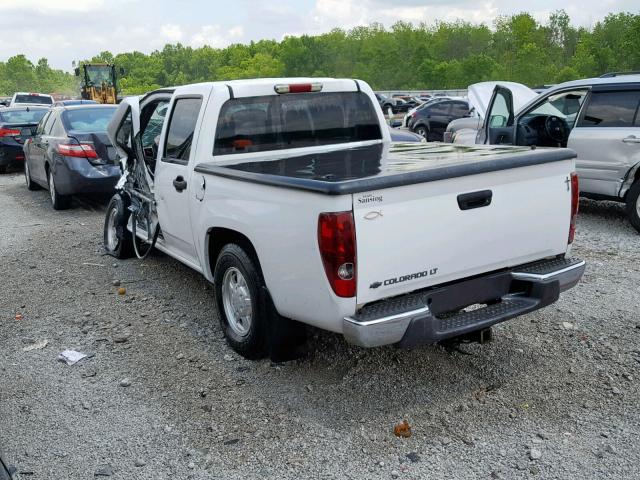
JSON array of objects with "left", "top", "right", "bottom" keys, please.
[
  {"left": 578, "top": 91, "right": 640, "bottom": 127},
  {"left": 451, "top": 102, "right": 469, "bottom": 116},
  {"left": 14, "top": 94, "right": 52, "bottom": 105},
  {"left": 61, "top": 107, "right": 117, "bottom": 132},
  {"left": 213, "top": 92, "right": 381, "bottom": 155},
  {"left": 164, "top": 97, "right": 203, "bottom": 162}
]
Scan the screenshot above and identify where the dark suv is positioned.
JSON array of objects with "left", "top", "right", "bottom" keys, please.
[{"left": 408, "top": 99, "right": 470, "bottom": 141}]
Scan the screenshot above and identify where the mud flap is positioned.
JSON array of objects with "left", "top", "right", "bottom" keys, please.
[{"left": 262, "top": 287, "right": 307, "bottom": 362}]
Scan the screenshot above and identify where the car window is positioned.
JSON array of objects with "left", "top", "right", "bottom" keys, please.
[
  {"left": 163, "top": 97, "right": 203, "bottom": 162},
  {"left": 489, "top": 91, "right": 511, "bottom": 127},
  {"left": 578, "top": 90, "right": 640, "bottom": 128},
  {"left": 214, "top": 91, "right": 382, "bottom": 155},
  {"left": 0, "top": 108, "right": 47, "bottom": 124},
  {"left": 42, "top": 111, "right": 57, "bottom": 135},
  {"left": 525, "top": 90, "right": 588, "bottom": 128},
  {"left": 141, "top": 100, "right": 169, "bottom": 150},
  {"left": 36, "top": 112, "right": 50, "bottom": 135},
  {"left": 13, "top": 94, "right": 52, "bottom": 105},
  {"left": 451, "top": 102, "right": 469, "bottom": 117},
  {"left": 115, "top": 108, "right": 133, "bottom": 151},
  {"left": 61, "top": 107, "right": 117, "bottom": 132},
  {"left": 429, "top": 102, "right": 451, "bottom": 115}
]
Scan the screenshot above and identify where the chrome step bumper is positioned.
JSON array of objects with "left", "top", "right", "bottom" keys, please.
[{"left": 343, "top": 257, "right": 585, "bottom": 348}]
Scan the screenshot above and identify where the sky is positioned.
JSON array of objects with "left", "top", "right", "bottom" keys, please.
[{"left": 1, "top": 0, "right": 638, "bottom": 70}]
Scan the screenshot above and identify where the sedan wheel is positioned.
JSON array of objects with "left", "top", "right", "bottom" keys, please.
[
  {"left": 24, "top": 161, "right": 39, "bottom": 191},
  {"left": 48, "top": 170, "right": 71, "bottom": 210},
  {"left": 415, "top": 126, "right": 428, "bottom": 139}
]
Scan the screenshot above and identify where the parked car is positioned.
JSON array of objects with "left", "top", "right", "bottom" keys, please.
[
  {"left": 445, "top": 81, "right": 539, "bottom": 144},
  {"left": 375, "top": 93, "right": 410, "bottom": 115},
  {"left": 0, "top": 106, "right": 48, "bottom": 173},
  {"left": 23, "top": 104, "right": 118, "bottom": 209},
  {"left": 52, "top": 99, "right": 99, "bottom": 107},
  {"left": 409, "top": 98, "right": 471, "bottom": 141},
  {"left": 9, "top": 92, "right": 53, "bottom": 107},
  {"left": 392, "top": 94, "right": 421, "bottom": 109},
  {"left": 103, "top": 78, "right": 583, "bottom": 361},
  {"left": 477, "top": 75, "right": 640, "bottom": 232},
  {"left": 403, "top": 96, "right": 453, "bottom": 128}
]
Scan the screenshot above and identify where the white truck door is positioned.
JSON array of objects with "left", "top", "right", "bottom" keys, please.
[{"left": 155, "top": 86, "right": 211, "bottom": 262}]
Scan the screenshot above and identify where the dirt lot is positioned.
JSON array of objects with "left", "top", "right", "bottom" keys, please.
[{"left": 1, "top": 170, "right": 639, "bottom": 480}]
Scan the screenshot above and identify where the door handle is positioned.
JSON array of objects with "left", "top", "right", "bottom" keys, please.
[
  {"left": 622, "top": 136, "right": 640, "bottom": 144},
  {"left": 173, "top": 176, "right": 187, "bottom": 192},
  {"left": 457, "top": 190, "right": 493, "bottom": 210}
]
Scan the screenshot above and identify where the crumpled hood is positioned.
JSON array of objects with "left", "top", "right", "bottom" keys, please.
[{"left": 468, "top": 81, "right": 538, "bottom": 119}]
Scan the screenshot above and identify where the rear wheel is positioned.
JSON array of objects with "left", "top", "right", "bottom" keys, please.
[
  {"left": 24, "top": 161, "right": 39, "bottom": 191},
  {"left": 104, "top": 193, "right": 134, "bottom": 258},
  {"left": 214, "top": 243, "right": 306, "bottom": 360},
  {"left": 48, "top": 169, "right": 71, "bottom": 210},
  {"left": 625, "top": 180, "right": 640, "bottom": 233},
  {"left": 415, "top": 125, "right": 429, "bottom": 140}
]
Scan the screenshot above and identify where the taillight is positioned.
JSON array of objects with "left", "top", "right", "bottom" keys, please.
[
  {"left": 0, "top": 128, "right": 21, "bottom": 137},
  {"left": 568, "top": 172, "right": 579, "bottom": 244},
  {"left": 57, "top": 143, "right": 98, "bottom": 159},
  {"left": 274, "top": 83, "right": 323, "bottom": 94},
  {"left": 318, "top": 211, "right": 357, "bottom": 298}
]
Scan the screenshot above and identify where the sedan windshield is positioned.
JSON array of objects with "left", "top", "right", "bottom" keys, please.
[
  {"left": 0, "top": 108, "right": 48, "bottom": 123},
  {"left": 61, "top": 107, "right": 117, "bottom": 132}
]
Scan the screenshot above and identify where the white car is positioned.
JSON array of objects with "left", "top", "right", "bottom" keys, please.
[
  {"left": 103, "top": 77, "right": 584, "bottom": 360},
  {"left": 9, "top": 92, "right": 53, "bottom": 108},
  {"left": 445, "top": 82, "right": 539, "bottom": 144}
]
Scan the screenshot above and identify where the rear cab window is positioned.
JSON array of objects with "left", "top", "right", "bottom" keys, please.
[
  {"left": 213, "top": 91, "right": 381, "bottom": 155},
  {"left": 578, "top": 90, "right": 640, "bottom": 127},
  {"left": 14, "top": 94, "right": 52, "bottom": 105}
]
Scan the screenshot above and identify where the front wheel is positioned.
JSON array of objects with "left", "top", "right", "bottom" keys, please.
[
  {"left": 625, "top": 180, "right": 640, "bottom": 233},
  {"left": 104, "top": 193, "right": 134, "bottom": 258}
]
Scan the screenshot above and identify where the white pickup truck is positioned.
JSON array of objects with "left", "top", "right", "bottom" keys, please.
[{"left": 103, "top": 78, "right": 585, "bottom": 360}]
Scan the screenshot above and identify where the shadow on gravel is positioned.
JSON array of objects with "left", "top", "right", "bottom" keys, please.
[{"left": 579, "top": 197, "right": 627, "bottom": 221}]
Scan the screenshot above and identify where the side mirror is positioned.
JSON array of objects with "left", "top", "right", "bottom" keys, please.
[
  {"left": 490, "top": 115, "right": 507, "bottom": 127},
  {"left": 74, "top": 67, "right": 80, "bottom": 76}
]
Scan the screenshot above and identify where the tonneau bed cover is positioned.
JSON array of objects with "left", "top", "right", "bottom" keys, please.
[{"left": 194, "top": 142, "right": 576, "bottom": 195}]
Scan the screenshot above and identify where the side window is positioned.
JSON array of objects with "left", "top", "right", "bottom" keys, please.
[
  {"left": 451, "top": 102, "right": 469, "bottom": 117},
  {"left": 41, "top": 112, "right": 56, "bottom": 135},
  {"left": 115, "top": 109, "right": 133, "bottom": 151},
  {"left": 36, "top": 111, "right": 51, "bottom": 135},
  {"left": 526, "top": 89, "right": 588, "bottom": 129},
  {"left": 163, "top": 97, "right": 203, "bottom": 163},
  {"left": 430, "top": 102, "right": 451, "bottom": 115},
  {"left": 489, "top": 92, "right": 510, "bottom": 127},
  {"left": 578, "top": 91, "right": 640, "bottom": 128},
  {"left": 141, "top": 100, "right": 169, "bottom": 150},
  {"left": 52, "top": 117, "right": 66, "bottom": 137}
]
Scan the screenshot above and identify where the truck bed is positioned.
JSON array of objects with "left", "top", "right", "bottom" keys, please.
[{"left": 194, "top": 142, "right": 576, "bottom": 195}]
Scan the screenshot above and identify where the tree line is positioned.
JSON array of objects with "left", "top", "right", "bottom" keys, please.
[{"left": 0, "top": 10, "right": 638, "bottom": 97}]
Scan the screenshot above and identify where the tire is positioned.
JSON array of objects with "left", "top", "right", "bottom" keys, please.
[
  {"left": 0, "top": 165, "right": 6, "bottom": 174},
  {"left": 414, "top": 125, "right": 429, "bottom": 140},
  {"left": 104, "top": 193, "right": 134, "bottom": 258},
  {"left": 625, "top": 180, "right": 640, "bottom": 233},
  {"left": 48, "top": 169, "right": 71, "bottom": 210},
  {"left": 24, "top": 160, "right": 39, "bottom": 191},
  {"left": 214, "top": 243, "right": 306, "bottom": 360}
]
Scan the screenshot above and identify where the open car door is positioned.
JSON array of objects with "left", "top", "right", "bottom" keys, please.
[{"left": 478, "top": 85, "right": 516, "bottom": 145}]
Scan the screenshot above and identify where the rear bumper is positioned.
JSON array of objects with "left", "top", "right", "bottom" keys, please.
[
  {"left": 343, "top": 257, "right": 585, "bottom": 348},
  {"left": 0, "top": 145, "right": 25, "bottom": 166},
  {"left": 53, "top": 157, "right": 120, "bottom": 195}
]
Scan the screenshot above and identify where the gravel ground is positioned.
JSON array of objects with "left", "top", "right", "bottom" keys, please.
[{"left": 1, "top": 170, "right": 639, "bottom": 480}]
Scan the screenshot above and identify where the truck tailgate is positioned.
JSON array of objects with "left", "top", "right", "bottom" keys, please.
[{"left": 354, "top": 159, "right": 573, "bottom": 305}]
